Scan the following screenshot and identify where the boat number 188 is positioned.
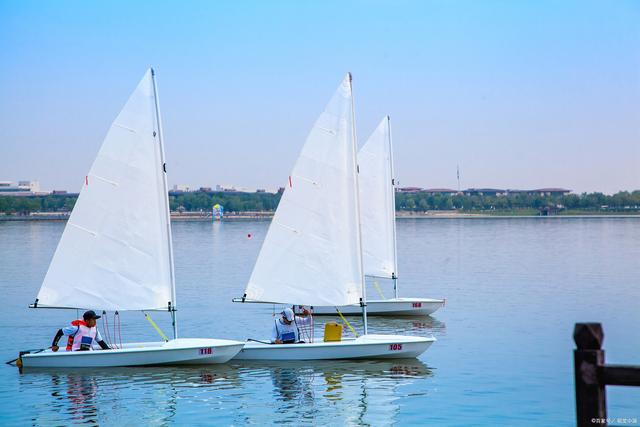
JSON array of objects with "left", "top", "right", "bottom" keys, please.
[
  {"left": 199, "top": 348, "right": 212, "bottom": 355},
  {"left": 389, "top": 344, "right": 403, "bottom": 351},
  {"left": 412, "top": 302, "right": 422, "bottom": 308}
]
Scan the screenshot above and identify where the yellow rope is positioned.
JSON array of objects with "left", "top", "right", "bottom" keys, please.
[
  {"left": 145, "top": 313, "right": 170, "bottom": 342},
  {"left": 335, "top": 308, "right": 359, "bottom": 338},
  {"left": 372, "top": 280, "right": 386, "bottom": 300}
]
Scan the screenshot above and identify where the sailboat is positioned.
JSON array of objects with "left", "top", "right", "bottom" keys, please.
[
  {"left": 231, "top": 74, "right": 435, "bottom": 360},
  {"left": 313, "top": 117, "right": 445, "bottom": 316},
  {"left": 19, "top": 69, "right": 244, "bottom": 369}
]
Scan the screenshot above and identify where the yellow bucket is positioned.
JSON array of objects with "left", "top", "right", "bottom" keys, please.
[{"left": 323, "top": 322, "right": 343, "bottom": 342}]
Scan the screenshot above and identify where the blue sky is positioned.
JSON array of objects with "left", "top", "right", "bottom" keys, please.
[{"left": 1, "top": 0, "right": 638, "bottom": 193}]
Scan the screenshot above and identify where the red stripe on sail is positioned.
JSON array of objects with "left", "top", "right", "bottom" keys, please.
[
  {"left": 289, "top": 176, "right": 292, "bottom": 188},
  {"left": 85, "top": 176, "right": 88, "bottom": 186}
]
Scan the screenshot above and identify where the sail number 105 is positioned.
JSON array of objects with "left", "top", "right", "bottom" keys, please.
[{"left": 389, "top": 344, "right": 403, "bottom": 351}]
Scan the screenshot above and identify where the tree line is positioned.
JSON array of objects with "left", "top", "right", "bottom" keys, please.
[
  {"left": 1, "top": 190, "right": 639, "bottom": 215},
  {"left": 395, "top": 191, "right": 640, "bottom": 212}
]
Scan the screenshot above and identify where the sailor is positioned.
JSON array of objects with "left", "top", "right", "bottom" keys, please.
[
  {"left": 51, "top": 310, "right": 111, "bottom": 352},
  {"left": 271, "top": 307, "right": 311, "bottom": 344}
]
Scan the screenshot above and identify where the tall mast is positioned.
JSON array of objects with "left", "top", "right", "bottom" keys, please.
[
  {"left": 387, "top": 116, "right": 399, "bottom": 299},
  {"left": 349, "top": 73, "right": 368, "bottom": 335},
  {"left": 150, "top": 68, "right": 178, "bottom": 339}
]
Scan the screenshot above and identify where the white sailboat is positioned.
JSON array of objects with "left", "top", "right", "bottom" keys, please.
[
  {"left": 232, "top": 74, "right": 435, "bottom": 360},
  {"left": 19, "top": 69, "right": 244, "bottom": 369},
  {"left": 313, "top": 116, "right": 445, "bottom": 316}
]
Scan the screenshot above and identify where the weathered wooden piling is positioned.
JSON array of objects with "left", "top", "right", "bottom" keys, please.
[
  {"left": 573, "top": 322, "right": 640, "bottom": 427},
  {"left": 573, "top": 323, "right": 606, "bottom": 425}
]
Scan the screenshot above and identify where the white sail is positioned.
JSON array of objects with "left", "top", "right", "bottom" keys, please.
[
  {"left": 244, "top": 74, "right": 363, "bottom": 307},
  {"left": 358, "top": 116, "right": 397, "bottom": 279},
  {"left": 35, "top": 69, "right": 174, "bottom": 311}
]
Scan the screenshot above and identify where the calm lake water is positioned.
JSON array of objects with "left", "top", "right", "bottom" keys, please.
[{"left": 0, "top": 218, "right": 638, "bottom": 426}]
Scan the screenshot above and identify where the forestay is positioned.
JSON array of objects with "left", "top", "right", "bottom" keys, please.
[
  {"left": 35, "top": 70, "right": 174, "bottom": 311},
  {"left": 244, "top": 74, "right": 363, "bottom": 307},
  {"left": 358, "top": 116, "right": 397, "bottom": 279}
]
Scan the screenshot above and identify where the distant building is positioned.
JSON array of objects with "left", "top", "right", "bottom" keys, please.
[
  {"left": 0, "top": 180, "right": 44, "bottom": 196},
  {"left": 507, "top": 188, "right": 571, "bottom": 197},
  {"left": 423, "top": 188, "right": 458, "bottom": 196},
  {"left": 464, "top": 188, "right": 506, "bottom": 196},
  {"left": 172, "top": 184, "right": 190, "bottom": 192},
  {"left": 199, "top": 187, "right": 213, "bottom": 193},
  {"left": 531, "top": 188, "right": 571, "bottom": 197},
  {"left": 397, "top": 187, "right": 423, "bottom": 193},
  {"left": 215, "top": 184, "right": 258, "bottom": 193},
  {"left": 216, "top": 184, "right": 239, "bottom": 192}
]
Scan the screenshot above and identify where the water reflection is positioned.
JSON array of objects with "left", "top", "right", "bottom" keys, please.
[
  {"left": 234, "top": 359, "right": 432, "bottom": 425},
  {"left": 50, "top": 373, "right": 99, "bottom": 424},
  {"left": 19, "top": 360, "right": 433, "bottom": 425}
]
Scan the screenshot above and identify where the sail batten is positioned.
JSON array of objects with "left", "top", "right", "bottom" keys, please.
[
  {"left": 359, "top": 116, "right": 398, "bottom": 279},
  {"left": 35, "top": 70, "right": 174, "bottom": 311},
  {"left": 243, "top": 75, "right": 363, "bottom": 307}
]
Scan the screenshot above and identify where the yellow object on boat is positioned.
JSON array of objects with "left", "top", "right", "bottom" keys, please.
[
  {"left": 145, "top": 313, "right": 170, "bottom": 342},
  {"left": 323, "top": 322, "right": 343, "bottom": 342},
  {"left": 335, "top": 308, "right": 358, "bottom": 338}
]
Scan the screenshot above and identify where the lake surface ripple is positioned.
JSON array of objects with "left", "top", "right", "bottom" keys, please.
[{"left": 0, "top": 218, "right": 638, "bottom": 425}]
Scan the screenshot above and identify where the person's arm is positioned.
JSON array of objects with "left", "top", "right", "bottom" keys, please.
[
  {"left": 271, "top": 320, "right": 282, "bottom": 344},
  {"left": 95, "top": 330, "right": 110, "bottom": 350},
  {"left": 52, "top": 325, "right": 78, "bottom": 352},
  {"left": 51, "top": 329, "right": 64, "bottom": 352},
  {"left": 297, "top": 307, "right": 311, "bottom": 316},
  {"left": 295, "top": 313, "right": 312, "bottom": 327}
]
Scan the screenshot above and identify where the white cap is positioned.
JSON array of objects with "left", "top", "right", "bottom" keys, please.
[{"left": 282, "top": 308, "right": 294, "bottom": 321}]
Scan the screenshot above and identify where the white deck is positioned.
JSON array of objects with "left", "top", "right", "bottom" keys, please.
[
  {"left": 232, "top": 334, "right": 435, "bottom": 361},
  {"left": 311, "top": 298, "right": 445, "bottom": 316},
  {"left": 20, "top": 338, "right": 245, "bottom": 369}
]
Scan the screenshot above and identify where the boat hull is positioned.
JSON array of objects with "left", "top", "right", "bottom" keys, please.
[
  {"left": 312, "top": 298, "right": 445, "bottom": 316},
  {"left": 232, "top": 334, "right": 435, "bottom": 361},
  {"left": 20, "top": 338, "right": 244, "bottom": 369}
]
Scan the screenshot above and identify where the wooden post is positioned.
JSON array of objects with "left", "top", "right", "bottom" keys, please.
[{"left": 574, "top": 323, "right": 606, "bottom": 426}]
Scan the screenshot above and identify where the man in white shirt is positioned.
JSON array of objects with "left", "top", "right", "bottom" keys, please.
[
  {"left": 271, "top": 307, "right": 312, "bottom": 344},
  {"left": 51, "top": 310, "right": 111, "bottom": 352}
]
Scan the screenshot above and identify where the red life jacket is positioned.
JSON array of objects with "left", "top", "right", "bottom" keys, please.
[{"left": 66, "top": 320, "right": 87, "bottom": 351}]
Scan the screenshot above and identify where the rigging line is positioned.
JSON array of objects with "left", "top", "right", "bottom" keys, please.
[
  {"left": 336, "top": 308, "right": 358, "bottom": 338},
  {"left": 102, "top": 310, "right": 112, "bottom": 348},
  {"left": 109, "top": 311, "right": 115, "bottom": 349},
  {"left": 144, "top": 312, "right": 169, "bottom": 342},
  {"left": 296, "top": 305, "right": 313, "bottom": 343},
  {"left": 111, "top": 312, "right": 117, "bottom": 349},
  {"left": 106, "top": 312, "right": 113, "bottom": 349},
  {"left": 115, "top": 311, "right": 122, "bottom": 350},
  {"left": 310, "top": 307, "right": 314, "bottom": 343}
]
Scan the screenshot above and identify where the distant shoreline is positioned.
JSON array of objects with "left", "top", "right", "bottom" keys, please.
[{"left": 1, "top": 211, "right": 639, "bottom": 222}]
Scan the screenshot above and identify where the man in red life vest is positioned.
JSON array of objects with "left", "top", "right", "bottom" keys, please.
[{"left": 51, "top": 310, "right": 111, "bottom": 352}]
